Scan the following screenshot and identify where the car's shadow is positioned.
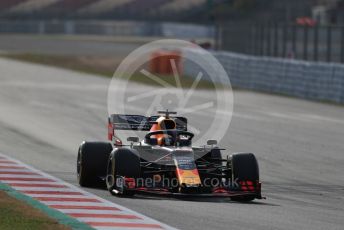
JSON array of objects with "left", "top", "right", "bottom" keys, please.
[
  {"left": 129, "top": 194, "right": 279, "bottom": 206},
  {"left": 83, "top": 184, "right": 279, "bottom": 207}
]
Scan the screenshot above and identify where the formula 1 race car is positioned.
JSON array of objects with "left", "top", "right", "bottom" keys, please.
[{"left": 77, "top": 110, "right": 262, "bottom": 201}]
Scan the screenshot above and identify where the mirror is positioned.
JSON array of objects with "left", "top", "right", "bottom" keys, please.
[
  {"left": 127, "top": 137, "right": 139, "bottom": 142},
  {"left": 207, "top": 140, "right": 217, "bottom": 145}
]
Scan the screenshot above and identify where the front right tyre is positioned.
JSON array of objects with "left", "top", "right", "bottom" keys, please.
[
  {"left": 106, "top": 148, "right": 141, "bottom": 196},
  {"left": 77, "top": 141, "right": 112, "bottom": 187}
]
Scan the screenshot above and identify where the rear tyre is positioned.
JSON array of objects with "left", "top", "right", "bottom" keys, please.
[
  {"left": 106, "top": 148, "right": 141, "bottom": 196},
  {"left": 230, "top": 153, "right": 259, "bottom": 202},
  {"left": 208, "top": 148, "right": 222, "bottom": 164},
  {"left": 200, "top": 148, "right": 223, "bottom": 192},
  {"left": 77, "top": 141, "right": 112, "bottom": 187},
  {"left": 207, "top": 148, "right": 223, "bottom": 181}
]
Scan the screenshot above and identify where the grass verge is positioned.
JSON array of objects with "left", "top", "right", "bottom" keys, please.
[
  {"left": 2, "top": 53, "right": 115, "bottom": 77},
  {"left": 0, "top": 182, "right": 94, "bottom": 230},
  {"left": 0, "top": 191, "right": 70, "bottom": 230}
]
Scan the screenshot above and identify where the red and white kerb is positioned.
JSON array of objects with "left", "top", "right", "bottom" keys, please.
[{"left": 0, "top": 153, "right": 176, "bottom": 230}]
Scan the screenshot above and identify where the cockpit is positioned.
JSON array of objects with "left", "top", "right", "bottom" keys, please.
[{"left": 145, "top": 114, "right": 193, "bottom": 147}]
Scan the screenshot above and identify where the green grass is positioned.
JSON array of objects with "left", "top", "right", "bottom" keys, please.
[
  {"left": 2, "top": 53, "right": 113, "bottom": 76},
  {"left": 0, "top": 191, "right": 70, "bottom": 230},
  {"left": 2, "top": 53, "right": 218, "bottom": 89}
]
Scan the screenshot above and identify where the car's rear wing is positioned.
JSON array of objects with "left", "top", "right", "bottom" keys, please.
[{"left": 108, "top": 114, "right": 187, "bottom": 141}]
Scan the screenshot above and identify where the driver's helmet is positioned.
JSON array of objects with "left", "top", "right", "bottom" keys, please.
[{"left": 150, "top": 117, "right": 176, "bottom": 146}]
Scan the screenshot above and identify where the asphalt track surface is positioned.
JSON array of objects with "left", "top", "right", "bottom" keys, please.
[{"left": 0, "top": 56, "right": 344, "bottom": 229}]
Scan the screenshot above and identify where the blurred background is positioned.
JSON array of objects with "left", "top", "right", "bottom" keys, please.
[
  {"left": 1, "top": 0, "right": 344, "bottom": 62},
  {"left": 0, "top": 0, "right": 343, "bottom": 103}
]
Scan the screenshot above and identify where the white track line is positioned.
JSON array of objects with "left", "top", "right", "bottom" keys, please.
[{"left": 0, "top": 153, "right": 177, "bottom": 230}]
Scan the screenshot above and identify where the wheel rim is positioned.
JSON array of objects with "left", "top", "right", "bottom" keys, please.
[{"left": 106, "top": 159, "right": 115, "bottom": 189}]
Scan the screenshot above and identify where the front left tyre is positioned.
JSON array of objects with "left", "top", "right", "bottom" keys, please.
[{"left": 230, "top": 153, "right": 259, "bottom": 201}]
